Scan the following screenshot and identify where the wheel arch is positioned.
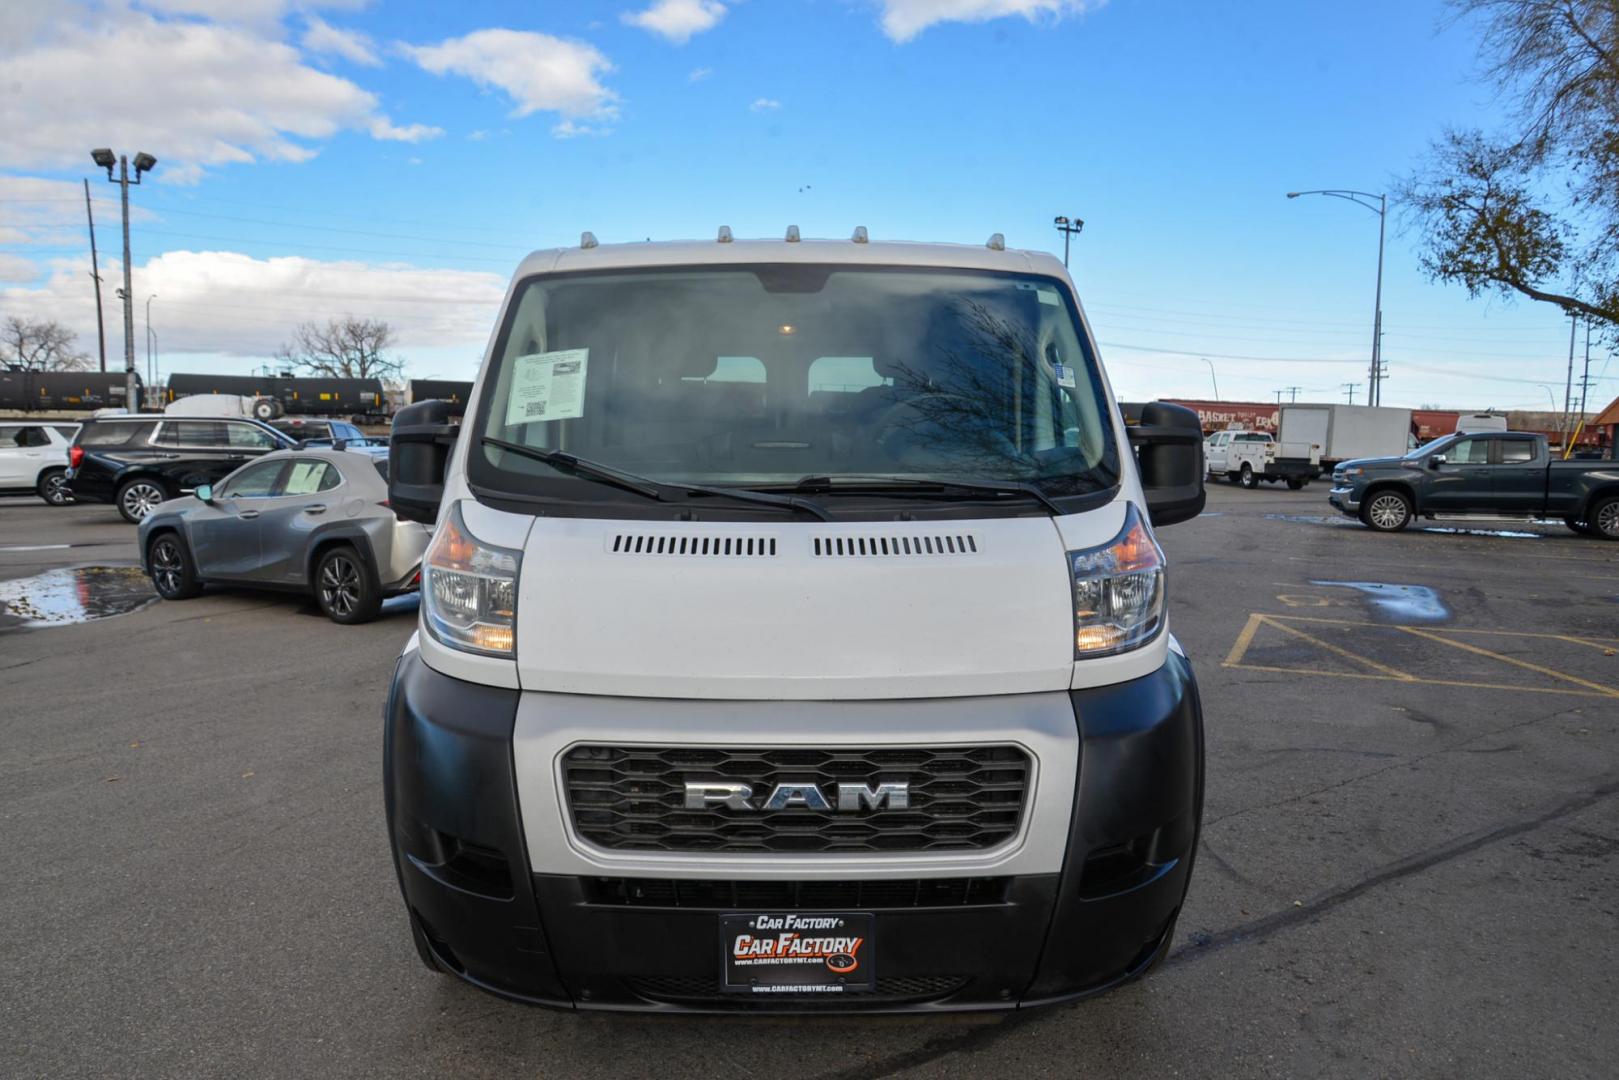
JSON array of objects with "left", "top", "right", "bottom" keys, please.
[
  {"left": 1360, "top": 479, "right": 1418, "bottom": 513},
  {"left": 1580, "top": 482, "right": 1619, "bottom": 518},
  {"left": 141, "top": 523, "right": 186, "bottom": 575},
  {"left": 305, "top": 526, "right": 380, "bottom": 587}
]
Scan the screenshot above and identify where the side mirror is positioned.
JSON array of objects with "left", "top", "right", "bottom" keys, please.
[
  {"left": 195, "top": 484, "right": 213, "bottom": 504},
  {"left": 1429, "top": 454, "right": 1446, "bottom": 469},
  {"left": 1124, "top": 401, "right": 1206, "bottom": 527},
  {"left": 389, "top": 399, "right": 460, "bottom": 524}
]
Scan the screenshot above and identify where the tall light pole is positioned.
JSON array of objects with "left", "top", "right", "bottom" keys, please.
[
  {"left": 1201, "top": 357, "right": 1219, "bottom": 400},
  {"left": 91, "top": 148, "right": 157, "bottom": 411},
  {"left": 1287, "top": 189, "right": 1386, "bottom": 406},
  {"left": 1053, "top": 215, "right": 1084, "bottom": 268}
]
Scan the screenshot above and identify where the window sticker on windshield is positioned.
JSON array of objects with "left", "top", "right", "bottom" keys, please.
[
  {"left": 505, "top": 348, "right": 589, "bottom": 426},
  {"left": 1036, "top": 287, "right": 1062, "bottom": 306},
  {"left": 1052, "top": 362, "right": 1077, "bottom": 389}
]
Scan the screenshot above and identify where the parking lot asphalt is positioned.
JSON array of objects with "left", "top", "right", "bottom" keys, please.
[{"left": 2, "top": 485, "right": 1616, "bottom": 1079}]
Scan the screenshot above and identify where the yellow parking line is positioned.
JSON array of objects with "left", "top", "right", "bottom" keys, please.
[
  {"left": 1394, "top": 626, "right": 1619, "bottom": 699},
  {"left": 1222, "top": 613, "right": 1265, "bottom": 667},
  {"left": 1223, "top": 663, "right": 1619, "bottom": 699},
  {"left": 1260, "top": 613, "right": 1619, "bottom": 644},
  {"left": 1258, "top": 615, "right": 1418, "bottom": 681}
]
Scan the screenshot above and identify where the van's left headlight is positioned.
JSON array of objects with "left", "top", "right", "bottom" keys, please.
[
  {"left": 422, "top": 501, "right": 520, "bottom": 656},
  {"left": 1069, "top": 503, "right": 1165, "bottom": 657}
]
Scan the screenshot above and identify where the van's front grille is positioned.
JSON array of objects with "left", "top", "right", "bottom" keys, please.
[
  {"left": 562, "top": 744, "right": 1031, "bottom": 853},
  {"left": 581, "top": 876, "right": 1012, "bottom": 908}
]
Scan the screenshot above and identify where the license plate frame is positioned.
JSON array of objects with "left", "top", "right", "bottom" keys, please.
[{"left": 719, "top": 912, "right": 876, "bottom": 995}]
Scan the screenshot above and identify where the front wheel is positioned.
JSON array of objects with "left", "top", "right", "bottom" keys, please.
[
  {"left": 1239, "top": 463, "right": 1258, "bottom": 489},
  {"left": 37, "top": 468, "right": 70, "bottom": 506},
  {"left": 1360, "top": 490, "right": 1413, "bottom": 532},
  {"left": 117, "top": 478, "right": 167, "bottom": 523},
  {"left": 1590, "top": 496, "right": 1619, "bottom": 541},
  {"left": 315, "top": 545, "right": 382, "bottom": 624},
  {"left": 147, "top": 533, "right": 204, "bottom": 599}
]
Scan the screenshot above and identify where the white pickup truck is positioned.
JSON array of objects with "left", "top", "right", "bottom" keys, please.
[{"left": 1204, "top": 429, "right": 1315, "bottom": 489}]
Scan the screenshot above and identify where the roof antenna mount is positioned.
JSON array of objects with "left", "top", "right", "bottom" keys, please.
[{"left": 580, "top": 231, "right": 599, "bottom": 249}]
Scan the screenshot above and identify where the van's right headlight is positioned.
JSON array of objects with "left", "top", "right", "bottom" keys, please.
[
  {"left": 1069, "top": 503, "right": 1165, "bottom": 657},
  {"left": 421, "top": 502, "right": 520, "bottom": 657}
]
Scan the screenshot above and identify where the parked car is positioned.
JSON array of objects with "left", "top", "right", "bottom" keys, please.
[
  {"left": 1204, "top": 429, "right": 1313, "bottom": 488},
  {"left": 137, "top": 449, "right": 429, "bottom": 623},
  {"left": 0, "top": 422, "right": 79, "bottom": 505},
  {"left": 1328, "top": 430, "right": 1619, "bottom": 538},
  {"left": 64, "top": 414, "right": 298, "bottom": 523},
  {"left": 270, "top": 417, "right": 383, "bottom": 448}
]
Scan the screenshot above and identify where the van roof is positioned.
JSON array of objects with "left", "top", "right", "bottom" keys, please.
[{"left": 512, "top": 235, "right": 1069, "bottom": 280}]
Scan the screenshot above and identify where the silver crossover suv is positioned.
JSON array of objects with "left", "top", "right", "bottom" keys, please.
[{"left": 137, "top": 449, "right": 430, "bottom": 623}]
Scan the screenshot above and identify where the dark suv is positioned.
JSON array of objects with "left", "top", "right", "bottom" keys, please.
[{"left": 67, "top": 415, "right": 297, "bottom": 522}]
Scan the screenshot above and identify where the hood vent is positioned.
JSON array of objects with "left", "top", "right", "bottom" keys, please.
[
  {"left": 609, "top": 533, "right": 778, "bottom": 557},
  {"left": 812, "top": 533, "right": 978, "bottom": 558}
]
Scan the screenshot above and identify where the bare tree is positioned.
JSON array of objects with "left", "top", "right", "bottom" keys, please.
[
  {"left": 276, "top": 316, "right": 404, "bottom": 380},
  {"left": 0, "top": 316, "right": 92, "bottom": 371},
  {"left": 1402, "top": 2, "right": 1619, "bottom": 331}
]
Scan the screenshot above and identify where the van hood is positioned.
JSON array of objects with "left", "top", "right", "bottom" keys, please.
[{"left": 511, "top": 512, "right": 1119, "bottom": 700}]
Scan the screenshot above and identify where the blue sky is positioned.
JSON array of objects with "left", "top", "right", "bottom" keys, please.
[{"left": 1, "top": 0, "right": 1611, "bottom": 412}]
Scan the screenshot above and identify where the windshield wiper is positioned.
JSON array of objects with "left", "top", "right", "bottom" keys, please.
[
  {"left": 480, "top": 438, "right": 833, "bottom": 521},
  {"left": 780, "top": 474, "right": 1068, "bottom": 516}
]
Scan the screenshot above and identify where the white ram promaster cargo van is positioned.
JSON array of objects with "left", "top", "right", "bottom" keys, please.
[{"left": 383, "top": 230, "right": 1208, "bottom": 1012}]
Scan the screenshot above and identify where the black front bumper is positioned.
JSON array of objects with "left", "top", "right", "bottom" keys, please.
[{"left": 384, "top": 650, "right": 1204, "bottom": 1013}]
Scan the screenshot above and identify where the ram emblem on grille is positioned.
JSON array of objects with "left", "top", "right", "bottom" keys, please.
[{"left": 683, "top": 780, "right": 910, "bottom": 812}]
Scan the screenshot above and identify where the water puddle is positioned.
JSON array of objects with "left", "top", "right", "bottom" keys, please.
[
  {"left": 1310, "top": 580, "right": 1449, "bottom": 622},
  {"left": 0, "top": 566, "right": 156, "bottom": 629},
  {"left": 1265, "top": 513, "right": 1357, "bottom": 527},
  {"left": 1417, "top": 526, "right": 1542, "bottom": 539}
]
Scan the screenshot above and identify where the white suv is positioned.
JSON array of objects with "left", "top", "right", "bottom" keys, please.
[{"left": 0, "top": 422, "right": 78, "bottom": 505}]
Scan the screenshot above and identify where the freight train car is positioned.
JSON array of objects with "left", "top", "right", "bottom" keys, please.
[
  {"left": 166, "top": 373, "right": 387, "bottom": 417},
  {"left": 408, "top": 379, "right": 473, "bottom": 415},
  {"left": 0, "top": 368, "right": 141, "bottom": 412},
  {"left": 1163, "top": 399, "right": 1280, "bottom": 434}
]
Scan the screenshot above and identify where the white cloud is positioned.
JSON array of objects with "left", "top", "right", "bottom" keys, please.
[
  {"left": 300, "top": 14, "right": 380, "bottom": 66},
  {"left": 750, "top": 97, "right": 781, "bottom": 111},
  {"left": 622, "top": 0, "right": 728, "bottom": 44},
  {"left": 0, "top": 255, "right": 40, "bottom": 284},
  {"left": 688, "top": 66, "right": 713, "bottom": 82},
  {"left": 0, "top": 12, "right": 439, "bottom": 179},
  {"left": 367, "top": 117, "right": 444, "bottom": 142},
  {"left": 0, "top": 250, "right": 506, "bottom": 359},
  {"left": 874, "top": 0, "right": 1103, "bottom": 42},
  {"left": 402, "top": 29, "right": 618, "bottom": 122},
  {"left": 137, "top": 1, "right": 369, "bottom": 23},
  {"left": 552, "top": 119, "right": 609, "bottom": 139}
]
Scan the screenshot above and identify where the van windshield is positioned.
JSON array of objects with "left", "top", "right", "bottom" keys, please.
[{"left": 470, "top": 265, "right": 1119, "bottom": 515}]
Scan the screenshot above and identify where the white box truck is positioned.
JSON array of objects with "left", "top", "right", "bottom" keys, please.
[
  {"left": 1277, "top": 403, "right": 1412, "bottom": 476},
  {"left": 381, "top": 228, "right": 1208, "bottom": 1013}
]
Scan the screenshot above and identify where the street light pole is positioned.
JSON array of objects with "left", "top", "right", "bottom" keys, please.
[
  {"left": 1053, "top": 215, "right": 1084, "bottom": 268},
  {"left": 1202, "top": 357, "right": 1219, "bottom": 400},
  {"left": 91, "top": 148, "right": 156, "bottom": 411},
  {"left": 1287, "top": 189, "right": 1387, "bottom": 406}
]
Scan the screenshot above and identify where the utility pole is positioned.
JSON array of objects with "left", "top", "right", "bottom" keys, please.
[
  {"left": 83, "top": 179, "right": 106, "bottom": 372},
  {"left": 145, "top": 295, "right": 157, "bottom": 388},
  {"left": 1579, "top": 317, "right": 1592, "bottom": 418},
  {"left": 1344, "top": 383, "right": 1360, "bottom": 405},
  {"left": 1053, "top": 216, "right": 1084, "bottom": 268},
  {"left": 1562, "top": 312, "right": 1576, "bottom": 439},
  {"left": 91, "top": 148, "right": 156, "bottom": 411},
  {"left": 1285, "top": 385, "right": 1303, "bottom": 402}
]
